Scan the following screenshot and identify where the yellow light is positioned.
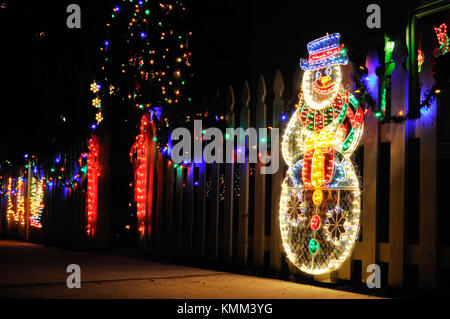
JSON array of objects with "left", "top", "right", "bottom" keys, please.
[
  {"left": 312, "top": 189, "right": 323, "bottom": 206},
  {"left": 90, "top": 81, "right": 99, "bottom": 93},
  {"left": 92, "top": 97, "right": 101, "bottom": 107},
  {"left": 96, "top": 112, "right": 103, "bottom": 124}
]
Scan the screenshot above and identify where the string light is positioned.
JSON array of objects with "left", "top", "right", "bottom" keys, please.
[
  {"left": 16, "top": 177, "right": 25, "bottom": 225},
  {"left": 6, "top": 177, "right": 15, "bottom": 222},
  {"left": 130, "top": 114, "right": 151, "bottom": 235},
  {"left": 86, "top": 137, "right": 99, "bottom": 237},
  {"left": 30, "top": 176, "right": 45, "bottom": 229}
]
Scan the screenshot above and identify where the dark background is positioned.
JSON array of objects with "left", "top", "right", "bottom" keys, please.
[{"left": 0, "top": 0, "right": 409, "bottom": 162}]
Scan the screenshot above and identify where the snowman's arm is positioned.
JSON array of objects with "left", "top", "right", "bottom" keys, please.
[
  {"left": 340, "top": 93, "right": 364, "bottom": 154},
  {"left": 281, "top": 108, "right": 304, "bottom": 166}
]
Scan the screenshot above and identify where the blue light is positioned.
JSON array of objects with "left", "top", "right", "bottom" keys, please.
[
  {"left": 114, "top": 6, "right": 121, "bottom": 12},
  {"left": 194, "top": 181, "right": 199, "bottom": 186},
  {"left": 140, "top": 32, "right": 147, "bottom": 39},
  {"left": 281, "top": 114, "right": 287, "bottom": 121},
  {"left": 55, "top": 158, "right": 60, "bottom": 164},
  {"left": 24, "top": 154, "right": 28, "bottom": 159},
  {"left": 104, "top": 40, "right": 109, "bottom": 47},
  {"left": 91, "top": 124, "right": 97, "bottom": 130}
]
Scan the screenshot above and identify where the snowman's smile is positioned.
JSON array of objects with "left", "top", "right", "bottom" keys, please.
[{"left": 313, "top": 80, "right": 335, "bottom": 95}]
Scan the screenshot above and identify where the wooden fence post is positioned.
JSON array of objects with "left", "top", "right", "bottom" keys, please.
[
  {"left": 97, "top": 131, "right": 111, "bottom": 250},
  {"left": 174, "top": 164, "right": 183, "bottom": 260},
  {"left": 253, "top": 75, "right": 267, "bottom": 268},
  {"left": 185, "top": 161, "right": 194, "bottom": 262},
  {"left": 270, "top": 69, "right": 285, "bottom": 272},
  {"left": 223, "top": 86, "right": 235, "bottom": 265},
  {"left": 154, "top": 152, "right": 164, "bottom": 257},
  {"left": 388, "top": 59, "right": 407, "bottom": 288},
  {"left": 163, "top": 162, "right": 174, "bottom": 260},
  {"left": 361, "top": 113, "right": 379, "bottom": 284},
  {"left": 208, "top": 161, "right": 219, "bottom": 265},
  {"left": 237, "top": 81, "right": 251, "bottom": 267}
]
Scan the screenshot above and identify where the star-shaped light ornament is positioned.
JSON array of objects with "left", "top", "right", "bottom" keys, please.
[
  {"left": 95, "top": 112, "right": 103, "bottom": 124},
  {"left": 90, "top": 81, "right": 100, "bottom": 93},
  {"left": 92, "top": 97, "right": 102, "bottom": 108}
]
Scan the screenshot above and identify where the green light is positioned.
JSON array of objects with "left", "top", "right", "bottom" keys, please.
[
  {"left": 375, "top": 111, "right": 383, "bottom": 118},
  {"left": 385, "top": 41, "right": 395, "bottom": 53},
  {"left": 152, "top": 137, "right": 157, "bottom": 142},
  {"left": 225, "top": 133, "right": 230, "bottom": 140},
  {"left": 50, "top": 168, "right": 55, "bottom": 172},
  {"left": 380, "top": 88, "right": 386, "bottom": 112},
  {"left": 260, "top": 137, "right": 266, "bottom": 143},
  {"left": 308, "top": 239, "right": 319, "bottom": 255},
  {"left": 202, "top": 129, "right": 206, "bottom": 134},
  {"left": 145, "top": 9, "right": 150, "bottom": 15},
  {"left": 111, "top": 14, "right": 115, "bottom": 18}
]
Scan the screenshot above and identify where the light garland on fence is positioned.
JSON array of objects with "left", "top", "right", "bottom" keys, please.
[
  {"left": 279, "top": 34, "right": 363, "bottom": 275},
  {"left": 86, "top": 136, "right": 100, "bottom": 237},
  {"left": 30, "top": 176, "right": 45, "bottom": 229},
  {"left": 6, "top": 177, "right": 15, "bottom": 222},
  {"left": 16, "top": 177, "right": 25, "bottom": 225},
  {"left": 130, "top": 113, "right": 151, "bottom": 236}
]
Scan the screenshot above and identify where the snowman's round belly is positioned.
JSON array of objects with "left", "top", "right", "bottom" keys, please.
[{"left": 279, "top": 159, "right": 361, "bottom": 275}]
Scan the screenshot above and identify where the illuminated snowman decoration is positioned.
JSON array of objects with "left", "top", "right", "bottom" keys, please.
[{"left": 280, "top": 33, "right": 364, "bottom": 275}]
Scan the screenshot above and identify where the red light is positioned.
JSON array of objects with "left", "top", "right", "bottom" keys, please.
[
  {"left": 310, "top": 215, "right": 321, "bottom": 231},
  {"left": 86, "top": 136, "right": 99, "bottom": 238}
]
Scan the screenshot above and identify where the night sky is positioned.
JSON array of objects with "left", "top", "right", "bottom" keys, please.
[{"left": 0, "top": 0, "right": 409, "bottom": 162}]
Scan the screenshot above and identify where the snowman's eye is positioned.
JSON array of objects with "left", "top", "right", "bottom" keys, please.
[
  {"left": 325, "top": 67, "right": 332, "bottom": 76},
  {"left": 315, "top": 71, "right": 321, "bottom": 80}
]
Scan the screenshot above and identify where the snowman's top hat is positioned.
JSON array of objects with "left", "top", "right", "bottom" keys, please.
[{"left": 300, "top": 33, "right": 348, "bottom": 71}]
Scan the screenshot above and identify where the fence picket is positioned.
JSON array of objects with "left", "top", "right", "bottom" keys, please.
[
  {"left": 254, "top": 75, "right": 267, "bottom": 268},
  {"left": 270, "top": 69, "right": 285, "bottom": 272},
  {"left": 237, "top": 81, "right": 251, "bottom": 267}
]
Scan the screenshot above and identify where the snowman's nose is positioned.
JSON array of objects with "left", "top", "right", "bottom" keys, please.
[{"left": 320, "top": 76, "right": 331, "bottom": 84}]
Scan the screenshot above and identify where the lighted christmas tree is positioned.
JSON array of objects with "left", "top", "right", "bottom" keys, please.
[{"left": 90, "top": 0, "right": 192, "bottom": 139}]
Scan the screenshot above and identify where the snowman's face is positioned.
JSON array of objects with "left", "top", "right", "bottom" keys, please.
[{"left": 302, "top": 65, "right": 342, "bottom": 110}]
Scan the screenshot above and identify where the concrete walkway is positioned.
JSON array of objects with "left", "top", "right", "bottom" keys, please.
[{"left": 0, "top": 239, "right": 380, "bottom": 299}]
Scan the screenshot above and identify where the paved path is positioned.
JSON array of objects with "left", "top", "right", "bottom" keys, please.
[{"left": 0, "top": 239, "right": 380, "bottom": 299}]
